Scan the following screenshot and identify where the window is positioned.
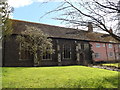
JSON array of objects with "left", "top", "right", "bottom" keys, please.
[
  {"left": 108, "top": 44, "right": 112, "bottom": 48},
  {"left": 118, "top": 45, "right": 120, "bottom": 48},
  {"left": 63, "top": 44, "right": 71, "bottom": 59},
  {"left": 108, "top": 52, "right": 113, "bottom": 57},
  {"left": 42, "top": 52, "right": 52, "bottom": 60},
  {"left": 116, "top": 52, "right": 120, "bottom": 60},
  {"left": 84, "top": 43, "right": 89, "bottom": 50},
  {"left": 103, "top": 44, "right": 105, "bottom": 47},
  {"left": 95, "top": 53, "right": 100, "bottom": 58},
  {"left": 19, "top": 43, "right": 30, "bottom": 60},
  {"left": 81, "top": 44, "right": 84, "bottom": 50},
  {"left": 42, "top": 47, "right": 53, "bottom": 60},
  {"left": 96, "top": 43, "right": 100, "bottom": 47}
]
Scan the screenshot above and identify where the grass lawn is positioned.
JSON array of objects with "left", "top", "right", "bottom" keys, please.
[
  {"left": 2, "top": 66, "right": 119, "bottom": 88},
  {"left": 101, "top": 63, "right": 120, "bottom": 68}
]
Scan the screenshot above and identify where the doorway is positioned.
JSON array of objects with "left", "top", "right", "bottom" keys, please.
[{"left": 80, "top": 53, "right": 85, "bottom": 65}]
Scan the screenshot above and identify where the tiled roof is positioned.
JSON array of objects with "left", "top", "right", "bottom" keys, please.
[{"left": 12, "top": 19, "right": 119, "bottom": 43}]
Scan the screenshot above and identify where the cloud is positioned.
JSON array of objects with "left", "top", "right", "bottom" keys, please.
[
  {"left": 7, "top": 0, "right": 59, "bottom": 8},
  {"left": 7, "top": 0, "right": 33, "bottom": 8},
  {"left": 7, "top": 0, "right": 79, "bottom": 8}
]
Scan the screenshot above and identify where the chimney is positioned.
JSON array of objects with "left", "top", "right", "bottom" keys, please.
[
  {"left": 88, "top": 22, "right": 93, "bottom": 32},
  {"left": 109, "top": 28, "right": 113, "bottom": 33}
]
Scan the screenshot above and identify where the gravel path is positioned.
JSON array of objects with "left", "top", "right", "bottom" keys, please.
[{"left": 89, "top": 65, "right": 120, "bottom": 72}]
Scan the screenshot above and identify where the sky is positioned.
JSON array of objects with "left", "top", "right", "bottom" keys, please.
[
  {"left": 7, "top": 0, "right": 119, "bottom": 34},
  {"left": 8, "top": 0, "right": 65, "bottom": 26}
]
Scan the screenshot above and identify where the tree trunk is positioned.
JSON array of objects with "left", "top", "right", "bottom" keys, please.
[{"left": 34, "top": 53, "right": 39, "bottom": 66}]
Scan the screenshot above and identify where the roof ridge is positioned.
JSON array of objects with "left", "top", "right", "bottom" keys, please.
[{"left": 11, "top": 19, "right": 84, "bottom": 31}]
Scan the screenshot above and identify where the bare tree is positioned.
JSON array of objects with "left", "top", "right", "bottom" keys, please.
[
  {"left": 41, "top": 0, "right": 120, "bottom": 41},
  {"left": 118, "top": 0, "right": 120, "bottom": 36}
]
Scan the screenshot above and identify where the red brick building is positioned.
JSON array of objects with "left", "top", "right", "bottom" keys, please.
[{"left": 90, "top": 42, "right": 120, "bottom": 63}]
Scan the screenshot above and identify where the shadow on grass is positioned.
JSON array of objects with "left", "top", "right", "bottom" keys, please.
[
  {"left": 103, "top": 75, "right": 119, "bottom": 88},
  {"left": 55, "top": 75, "right": 119, "bottom": 88}
]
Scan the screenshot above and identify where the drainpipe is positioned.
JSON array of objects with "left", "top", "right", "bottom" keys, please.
[
  {"left": 105, "top": 43, "right": 108, "bottom": 62},
  {"left": 113, "top": 44, "right": 117, "bottom": 62},
  {"left": 2, "top": 39, "right": 4, "bottom": 66},
  {"left": 118, "top": 44, "right": 120, "bottom": 63}
]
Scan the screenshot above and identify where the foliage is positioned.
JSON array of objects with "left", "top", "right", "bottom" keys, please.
[
  {"left": 0, "top": 0, "right": 13, "bottom": 39},
  {"left": 17, "top": 25, "right": 54, "bottom": 66},
  {"left": 2, "top": 66, "right": 119, "bottom": 88},
  {"left": 2, "top": 18, "right": 13, "bottom": 37}
]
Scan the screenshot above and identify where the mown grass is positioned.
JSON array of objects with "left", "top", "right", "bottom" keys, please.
[
  {"left": 0, "top": 67, "right": 2, "bottom": 89},
  {"left": 102, "top": 63, "right": 120, "bottom": 68},
  {"left": 2, "top": 66, "right": 119, "bottom": 88}
]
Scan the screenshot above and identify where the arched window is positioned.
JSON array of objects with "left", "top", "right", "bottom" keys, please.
[
  {"left": 19, "top": 43, "right": 30, "bottom": 60},
  {"left": 63, "top": 44, "right": 71, "bottom": 59},
  {"left": 42, "top": 52, "right": 52, "bottom": 60}
]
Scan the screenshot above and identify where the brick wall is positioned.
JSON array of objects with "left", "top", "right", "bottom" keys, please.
[{"left": 90, "top": 42, "right": 120, "bottom": 62}]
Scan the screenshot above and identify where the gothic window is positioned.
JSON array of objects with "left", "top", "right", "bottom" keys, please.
[
  {"left": 19, "top": 43, "right": 30, "bottom": 60},
  {"left": 63, "top": 44, "right": 71, "bottom": 59},
  {"left": 81, "top": 44, "right": 84, "bottom": 50},
  {"left": 42, "top": 52, "right": 52, "bottom": 60},
  {"left": 84, "top": 43, "right": 89, "bottom": 50}
]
